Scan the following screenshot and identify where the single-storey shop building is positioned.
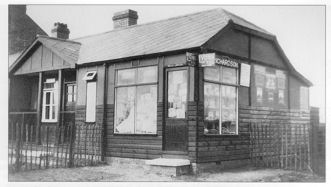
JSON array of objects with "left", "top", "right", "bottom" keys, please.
[{"left": 9, "top": 8, "right": 312, "bottom": 167}]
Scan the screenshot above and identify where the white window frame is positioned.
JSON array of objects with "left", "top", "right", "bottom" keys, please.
[
  {"left": 42, "top": 81, "right": 58, "bottom": 122},
  {"left": 114, "top": 66, "right": 158, "bottom": 134},
  {"left": 203, "top": 66, "right": 239, "bottom": 135}
]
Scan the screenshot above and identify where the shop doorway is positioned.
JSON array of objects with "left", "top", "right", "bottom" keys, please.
[{"left": 164, "top": 67, "right": 188, "bottom": 151}]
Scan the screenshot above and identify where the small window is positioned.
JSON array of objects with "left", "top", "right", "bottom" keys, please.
[{"left": 83, "top": 71, "right": 97, "bottom": 81}]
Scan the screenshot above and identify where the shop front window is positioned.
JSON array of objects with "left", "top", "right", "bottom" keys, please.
[
  {"left": 114, "top": 66, "right": 158, "bottom": 134},
  {"left": 204, "top": 66, "right": 238, "bottom": 135}
]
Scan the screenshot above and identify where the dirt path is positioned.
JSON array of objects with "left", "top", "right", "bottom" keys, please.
[{"left": 8, "top": 165, "right": 324, "bottom": 182}]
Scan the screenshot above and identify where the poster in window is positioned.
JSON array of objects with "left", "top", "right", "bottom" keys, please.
[
  {"left": 168, "top": 70, "right": 187, "bottom": 118},
  {"left": 257, "top": 87, "right": 263, "bottom": 103},
  {"left": 278, "top": 90, "right": 285, "bottom": 104},
  {"left": 255, "top": 74, "right": 265, "bottom": 87},
  {"left": 268, "top": 91, "right": 274, "bottom": 102},
  {"left": 266, "top": 73, "right": 276, "bottom": 90},
  {"left": 115, "top": 87, "right": 136, "bottom": 133},
  {"left": 221, "top": 86, "right": 236, "bottom": 134}
]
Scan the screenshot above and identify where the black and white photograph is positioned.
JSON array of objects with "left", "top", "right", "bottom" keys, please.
[{"left": 1, "top": 0, "right": 328, "bottom": 184}]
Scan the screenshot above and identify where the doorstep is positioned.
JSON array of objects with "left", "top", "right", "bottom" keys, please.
[{"left": 145, "top": 158, "right": 191, "bottom": 177}]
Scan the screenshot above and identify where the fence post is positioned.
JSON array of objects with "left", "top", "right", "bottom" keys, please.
[
  {"left": 15, "top": 121, "right": 21, "bottom": 172},
  {"left": 68, "top": 123, "right": 76, "bottom": 167}
]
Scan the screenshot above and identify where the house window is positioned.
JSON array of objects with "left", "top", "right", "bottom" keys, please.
[
  {"left": 204, "top": 66, "right": 238, "bottom": 135},
  {"left": 86, "top": 81, "right": 96, "bottom": 122},
  {"left": 114, "top": 66, "right": 158, "bottom": 134},
  {"left": 42, "top": 79, "right": 58, "bottom": 122}
]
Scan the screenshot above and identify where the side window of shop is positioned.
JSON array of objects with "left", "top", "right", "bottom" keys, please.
[
  {"left": 253, "top": 65, "right": 287, "bottom": 106},
  {"left": 42, "top": 78, "right": 58, "bottom": 122},
  {"left": 114, "top": 66, "right": 158, "bottom": 134},
  {"left": 204, "top": 66, "right": 238, "bottom": 135}
]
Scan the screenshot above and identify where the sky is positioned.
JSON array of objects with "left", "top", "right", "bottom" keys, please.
[{"left": 26, "top": 5, "right": 326, "bottom": 122}]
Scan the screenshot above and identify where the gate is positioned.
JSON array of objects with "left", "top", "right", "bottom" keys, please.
[
  {"left": 8, "top": 112, "right": 103, "bottom": 172},
  {"left": 249, "top": 122, "right": 311, "bottom": 171}
]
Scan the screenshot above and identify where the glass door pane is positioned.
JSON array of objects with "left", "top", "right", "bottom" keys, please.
[{"left": 167, "top": 70, "right": 187, "bottom": 119}]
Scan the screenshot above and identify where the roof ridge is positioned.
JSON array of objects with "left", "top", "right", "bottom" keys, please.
[
  {"left": 37, "top": 35, "right": 82, "bottom": 44},
  {"left": 222, "top": 8, "right": 272, "bottom": 34},
  {"left": 73, "top": 7, "right": 224, "bottom": 41}
]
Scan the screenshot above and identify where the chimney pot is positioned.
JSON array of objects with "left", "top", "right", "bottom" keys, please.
[
  {"left": 51, "top": 22, "right": 70, "bottom": 39},
  {"left": 112, "top": 9, "right": 138, "bottom": 29}
]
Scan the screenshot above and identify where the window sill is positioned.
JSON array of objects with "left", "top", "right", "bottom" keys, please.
[
  {"left": 203, "top": 134, "right": 239, "bottom": 137},
  {"left": 113, "top": 133, "right": 158, "bottom": 137}
]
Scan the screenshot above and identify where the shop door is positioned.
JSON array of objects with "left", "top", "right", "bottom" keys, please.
[{"left": 164, "top": 67, "right": 188, "bottom": 151}]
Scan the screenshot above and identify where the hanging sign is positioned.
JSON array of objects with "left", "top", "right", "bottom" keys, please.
[
  {"left": 240, "top": 63, "right": 251, "bottom": 87},
  {"left": 186, "top": 52, "right": 198, "bottom": 66},
  {"left": 198, "top": 53, "right": 239, "bottom": 68}
]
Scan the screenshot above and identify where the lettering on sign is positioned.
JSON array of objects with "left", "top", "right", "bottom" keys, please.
[{"left": 198, "top": 53, "right": 239, "bottom": 68}]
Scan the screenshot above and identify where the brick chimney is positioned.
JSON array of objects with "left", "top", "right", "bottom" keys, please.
[
  {"left": 112, "top": 9, "right": 138, "bottom": 29},
  {"left": 51, "top": 22, "right": 70, "bottom": 39}
]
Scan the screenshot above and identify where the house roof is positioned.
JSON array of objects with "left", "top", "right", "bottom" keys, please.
[
  {"left": 9, "top": 7, "right": 312, "bottom": 86},
  {"left": 9, "top": 35, "right": 80, "bottom": 73},
  {"left": 74, "top": 8, "right": 272, "bottom": 65}
]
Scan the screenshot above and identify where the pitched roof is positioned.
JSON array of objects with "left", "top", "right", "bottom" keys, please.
[
  {"left": 9, "top": 36, "right": 80, "bottom": 73},
  {"left": 74, "top": 8, "right": 271, "bottom": 64}
]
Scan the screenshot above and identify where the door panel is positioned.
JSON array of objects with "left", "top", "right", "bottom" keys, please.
[{"left": 164, "top": 68, "right": 188, "bottom": 151}]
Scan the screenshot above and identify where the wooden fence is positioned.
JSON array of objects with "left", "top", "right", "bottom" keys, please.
[
  {"left": 8, "top": 112, "right": 103, "bottom": 173},
  {"left": 250, "top": 122, "right": 311, "bottom": 171}
]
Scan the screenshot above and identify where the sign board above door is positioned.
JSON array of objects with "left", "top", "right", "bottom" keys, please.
[{"left": 198, "top": 53, "right": 239, "bottom": 68}]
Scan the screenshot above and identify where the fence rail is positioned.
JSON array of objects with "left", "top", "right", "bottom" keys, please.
[
  {"left": 8, "top": 112, "right": 103, "bottom": 173},
  {"left": 249, "top": 122, "right": 311, "bottom": 171}
]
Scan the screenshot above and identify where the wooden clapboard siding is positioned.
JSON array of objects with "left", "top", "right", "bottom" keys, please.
[{"left": 14, "top": 45, "right": 73, "bottom": 75}]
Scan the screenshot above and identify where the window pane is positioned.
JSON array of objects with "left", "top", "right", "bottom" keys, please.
[
  {"left": 168, "top": 70, "right": 187, "bottom": 118},
  {"left": 137, "top": 66, "right": 157, "bottom": 83},
  {"left": 45, "top": 106, "right": 50, "bottom": 119},
  {"left": 222, "top": 67, "right": 237, "bottom": 84},
  {"left": 221, "top": 86, "right": 237, "bottom": 134},
  {"left": 204, "top": 83, "right": 220, "bottom": 134},
  {"left": 136, "top": 85, "right": 157, "bottom": 134},
  {"left": 86, "top": 82, "right": 96, "bottom": 122},
  {"left": 46, "top": 92, "right": 51, "bottom": 105},
  {"left": 52, "top": 106, "right": 56, "bottom": 119},
  {"left": 204, "top": 67, "right": 219, "bottom": 82},
  {"left": 73, "top": 85, "right": 77, "bottom": 102},
  {"left": 115, "top": 87, "right": 136, "bottom": 133},
  {"left": 117, "top": 69, "right": 136, "bottom": 85}
]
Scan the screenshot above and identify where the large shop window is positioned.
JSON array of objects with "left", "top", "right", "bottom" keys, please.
[
  {"left": 114, "top": 66, "right": 158, "bottom": 134},
  {"left": 42, "top": 78, "right": 58, "bottom": 122},
  {"left": 204, "top": 66, "right": 238, "bottom": 135}
]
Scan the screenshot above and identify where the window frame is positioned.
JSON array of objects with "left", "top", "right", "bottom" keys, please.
[
  {"left": 203, "top": 65, "right": 239, "bottom": 136},
  {"left": 42, "top": 80, "right": 58, "bottom": 123},
  {"left": 114, "top": 65, "right": 158, "bottom": 135}
]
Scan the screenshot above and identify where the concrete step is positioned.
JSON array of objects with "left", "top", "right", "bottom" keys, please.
[
  {"left": 145, "top": 158, "right": 191, "bottom": 177},
  {"left": 161, "top": 151, "right": 189, "bottom": 159}
]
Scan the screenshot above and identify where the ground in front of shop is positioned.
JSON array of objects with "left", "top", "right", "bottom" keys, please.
[{"left": 8, "top": 164, "right": 325, "bottom": 182}]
